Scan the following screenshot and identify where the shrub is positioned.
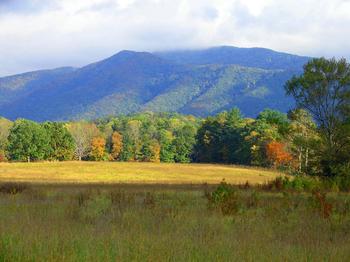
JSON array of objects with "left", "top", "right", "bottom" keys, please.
[
  {"left": 263, "top": 175, "right": 322, "bottom": 192},
  {"left": 262, "top": 176, "right": 286, "bottom": 191},
  {"left": 207, "top": 180, "right": 241, "bottom": 215}
]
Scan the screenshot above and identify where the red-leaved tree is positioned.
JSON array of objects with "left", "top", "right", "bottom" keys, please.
[{"left": 266, "top": 141, "right": 293, "bottom": 168}]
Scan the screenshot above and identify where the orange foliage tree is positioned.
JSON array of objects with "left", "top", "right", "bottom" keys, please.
[
  {"left": 111, "top": 131, "right": 123, "bottom": 160},
  {"left": 266, "top": 141, "right": 293, "bottom": 168},
  {"left": 90, "top": 136, "right": 106, "bottom": 161}
]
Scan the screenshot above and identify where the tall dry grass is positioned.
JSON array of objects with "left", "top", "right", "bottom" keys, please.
[{"left": 0, "top": 183, "right": 350, "bottom": 261}]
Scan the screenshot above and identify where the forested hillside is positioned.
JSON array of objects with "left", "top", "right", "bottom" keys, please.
[{"left": 0, "top": 47, "right": 310, "bottom": 121}]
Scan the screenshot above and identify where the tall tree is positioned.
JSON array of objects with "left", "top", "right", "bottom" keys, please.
[
  {"left": 125, "top": 120, "right": 142, "bottom": 161},
  {"left": 90, "top": 136, "right": 106, "bottom": 161},
  {"left": 195, "top": 109, "right": 250, "bottom": 164},
  {"left": 42, "top": 122, "right": 75, "bottom": 161},
  {"left": 266, "top": 141, "right": 293, "bottom": 168},
  {"left": 286, "top": 57, "right": 350, "bottom": 176},
  {"left": 288, "top": 109, "right": 320, "bottom": 173},
  {"left": 0, "top": 117, "right": 12, "bottom": 149},
  {"left": 0, "top": 117, "right": 12, "bottom": 161},
  {"left": 7, "top": 119, "right": 50, "bottom": 162},
  {"left": 173, "top": 125, "right": 196, "bottom": 163},
  {"left": 141, "top": 139, "right": 161, "bottom": 162},
  {"left": 67, "top": 122, "right": 100, "bottom": 161},
  {"left": 159, "top": 130, "right": 175, "bottom": 162},
  {"left": 111, "top": 131, "right": 123, "bottom": 160}
]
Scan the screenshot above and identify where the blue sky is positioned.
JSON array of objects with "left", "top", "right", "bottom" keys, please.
[{"left": 0, "top": 0, "right": 349, "bottom": 76}]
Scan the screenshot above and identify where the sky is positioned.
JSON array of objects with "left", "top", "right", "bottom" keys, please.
[{"left": 0, "top": 0, "right": 350, "bottom": 76}]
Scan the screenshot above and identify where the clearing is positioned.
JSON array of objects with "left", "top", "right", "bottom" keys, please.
[{"left": 0, "top": 161, "right": 282, "bottom": 184}]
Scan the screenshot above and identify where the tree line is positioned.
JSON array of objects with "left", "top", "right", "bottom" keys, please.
[
  {"left": 0, "top": 57, "right": 349, "bottom": 177},
  {"left": 0, "top": 113, "right": 198, "bottom": 164}
]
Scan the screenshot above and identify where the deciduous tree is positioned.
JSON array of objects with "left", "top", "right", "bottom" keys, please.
[
  {"left": 7, "top": 119, "right": 50, "bottom": 162},
  {"left": 266, "top": 141, "right": 293, "bottom": 168},
  {"left": 111, "top": 131, "right": 123, "bottom": 160},
  {"left": 90, "top": 136, "right": 106, "bottom": 161},
  {"left": 42, "top": 122, "right": 75, "bottom": 161},
  {"left": 286, "top": 57, "right": 350, "bottom": 176},
  {"left": 67, "top": 122, "right": 100, "bottom": 161}
]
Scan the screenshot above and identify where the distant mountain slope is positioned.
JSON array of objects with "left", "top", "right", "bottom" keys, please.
[
  {"left": 155, "top": 46, "right": 310, "bottom": 70},
  {"left": 0, "top": 46, "right": 310, "bottom": 121},
  {"left": 0, "top": 67, "right": 75, "bottom": 107}
]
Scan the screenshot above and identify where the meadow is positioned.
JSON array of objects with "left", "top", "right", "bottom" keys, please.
[
  {"left": 0, "top": 161, "right": 282, "bottom": 184},
  {"left": 0, "top": 162, "right": 350, "bottom": 261}
]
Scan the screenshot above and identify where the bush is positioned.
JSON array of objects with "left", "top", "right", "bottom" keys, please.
[
  {"left": 263, "top": 176, "right": 322, "bottom": 192},
  {"left": 207, "top": 180, "right": 241, "bottom": 215},
  {"left": 324, "top": 176, "right": 350, "bottom": 192}
]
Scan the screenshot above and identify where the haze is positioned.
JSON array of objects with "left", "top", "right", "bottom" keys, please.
[{"left": 0, "top": 0, "right": 349, "bottom": 76}]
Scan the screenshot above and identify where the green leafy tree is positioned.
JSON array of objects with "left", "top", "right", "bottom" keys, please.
[
  {"left": 141, "top": 139, "right": 160, "bottom": 162},
  {"left": 159, "top": 130, "right": 175, "bottom": 162},
  {"left": 286, "top": 57, "right": 350, "bottom": 176},
  {"left": 173, "top": 125, "right": 196, "bottom": 163},
  {"left": 42, "top": 122, "right": 75, "bottom": 161},
  {"left": 7, "top": 119, "right": 50, "bottom": 162},
  {"left": 119, "top": 136, "right": 134, "bottom": 161},
  {"left": 244, "top": 109, "right": 290, "bottom": 166},
  {"left": 0, "top": 117, "right": 12, "bottom": 161},
  {"left": 195, "top": 109, "right": 250, "bottom": 164},
  {"left": 0, "top": 117, "right": 12, "bottom": 149},
  {"left": 125, "top": 120, "right": 142, "bottom": 161}
]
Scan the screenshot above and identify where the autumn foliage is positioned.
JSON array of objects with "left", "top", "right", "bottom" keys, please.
[
  {"left": 266, "top": 141, "right": 293, "bottom": 168},
  {"left": 90, "top": 137, "right": 106, "bottom": 161},
  {"left": 149, "top": 142, "right": 160, "bottom": 163},
  {"left": 111, "top": 132, "right": 123, "bottom": 160}
]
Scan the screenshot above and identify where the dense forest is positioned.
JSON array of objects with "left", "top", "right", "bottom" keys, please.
[{"left": 0, "top": 57, "right": 349, "bottom": 179}]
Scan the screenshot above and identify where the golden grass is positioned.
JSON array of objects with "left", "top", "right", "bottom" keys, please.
[{"left": 0, "top": 161, "right": 282, "bottom": 184}]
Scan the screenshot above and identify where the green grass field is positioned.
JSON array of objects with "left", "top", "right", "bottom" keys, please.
[
  {"left": 0, "top": 161, "right": 282, "bottom": 184},
  {"left": 1, "top": 162, "right": 349, "bottom": 261},
  {"left": 0, "top": 183, "right": 350, "bottom": 261}
]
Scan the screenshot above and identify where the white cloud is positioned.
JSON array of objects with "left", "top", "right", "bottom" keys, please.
[{"left": 0, "top": 0, "right": 349, "bottom": 76}]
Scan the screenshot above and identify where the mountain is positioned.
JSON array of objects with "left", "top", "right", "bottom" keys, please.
[
  {"left": 155, "top": 46, "right": 310, "bottom": 70},
  {"left": 0, "top": 46, "right": 310, "bottom": 121}
]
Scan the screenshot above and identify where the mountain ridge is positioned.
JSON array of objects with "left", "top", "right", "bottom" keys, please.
[{"left": 0, "top": 46, "right": 310, "bottom": 121}]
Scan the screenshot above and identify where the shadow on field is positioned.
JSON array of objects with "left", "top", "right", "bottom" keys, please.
[{"left": 0, "top": 180, "right": 350, "bottom": 261}]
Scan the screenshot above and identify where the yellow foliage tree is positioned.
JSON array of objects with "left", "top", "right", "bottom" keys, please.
[
  {"left": 90, "top": 136, "right": 106, "bottom": 161},
  {"left": 149, "top": 141, "right": 161, "bottom": 163}
]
